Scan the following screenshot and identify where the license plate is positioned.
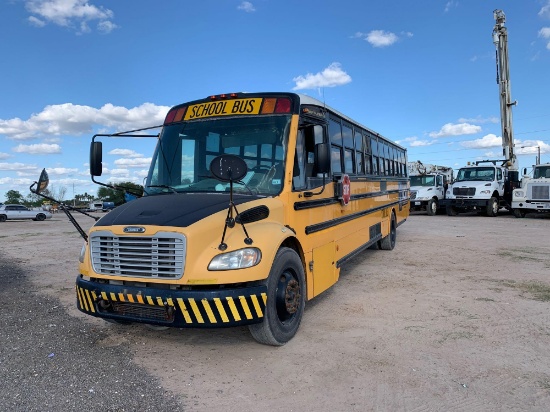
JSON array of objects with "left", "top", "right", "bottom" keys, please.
[{"left": 414, "top": 202, "right": 421, "bottom": 205}]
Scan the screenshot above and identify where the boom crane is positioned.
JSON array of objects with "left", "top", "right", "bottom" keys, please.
[{"left": 492, "top": 9, "right": 518, "bottom": 171}]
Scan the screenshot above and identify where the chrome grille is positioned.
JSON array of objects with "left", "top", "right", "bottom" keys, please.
[
  {"left": 530, "top": 185, "right": 550, "bottom": 200},
  {"left": 90, "top": 231, "right": 185, "bottom": 278}
]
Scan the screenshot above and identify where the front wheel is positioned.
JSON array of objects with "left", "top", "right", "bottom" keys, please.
[
  {"left": 427, "top": 199, "right": 438, "bottom": 216},
  {"left": 249, "top": 247, "right": 305, "bottom": 346},
  {"left": 0, "top": 215, "right": 6, "bottom": 222},
  {"left": 446, "top": 205, "right": 458, "bottom": 216},
  {"left": 486, "top": 197, "right": 499, "bottom": 217},
  {"left": 513, "top": 209, "right": 526, "bottom": 218},
  {"left": 379, "top": 213, "right": 397, "bottom": 250}
]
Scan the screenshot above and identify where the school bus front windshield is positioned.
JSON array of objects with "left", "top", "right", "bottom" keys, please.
[{"left": 146, "top": 115, "right": 290, "bottom": 196}]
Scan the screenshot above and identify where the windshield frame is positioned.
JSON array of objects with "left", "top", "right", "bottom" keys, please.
[{"left": 145, "top": 114, "right": 291, "bottom": 197}]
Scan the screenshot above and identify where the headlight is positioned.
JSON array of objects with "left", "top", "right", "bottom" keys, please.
[
  {"left": 479, "top": 190, "right": 491, "bottom": 195},
  {"left": 79, "top": 242, "right": 87, "bottom": 263},
  {"left": 514, "top": 190, "right": 524, "bottom": 197},
  {"left": 208, "top": 248, "right": 262, "bottom": 270}
]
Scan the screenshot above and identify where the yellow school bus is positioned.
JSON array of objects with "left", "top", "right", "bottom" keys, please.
[{"left": 78, "top": 92, "right": 409, "bottom": 345}]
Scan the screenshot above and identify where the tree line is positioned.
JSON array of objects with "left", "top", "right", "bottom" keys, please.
[{"left": 3, "top": 182, "right": 143, "bottom": 207}]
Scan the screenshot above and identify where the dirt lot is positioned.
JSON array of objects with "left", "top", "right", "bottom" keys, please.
[{"left": 1, "top": 209, "right": 550, "bottom": 411}]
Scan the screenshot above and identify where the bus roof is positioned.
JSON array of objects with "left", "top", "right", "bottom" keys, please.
[{"left": 296, "top": 94, "right": 405, "bottom": 151}]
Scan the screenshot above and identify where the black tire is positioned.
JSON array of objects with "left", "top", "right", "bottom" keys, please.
[
  {"left": 513, "top": 209, "right": 526, "bottom": 218},
  {"left": 446, "top": 205, "right": 458, "bottom": 216},
  {"left": 379, "top": 213, "right": 397, "bottom": 250},
  {"left": 36, "top": 214, "right": 46, "bottom": 221},
  {"left": 486, "top": 197, "right": 499, "bottom": 217},
  {"left": 427, "top": 199, "right": 438, "bottom": 216},
  {"left": 249, "top": 247, "right": 305, "bottom": 346},
  {"left": 0, "top": 215, "right": 6, "bottom": 222}
]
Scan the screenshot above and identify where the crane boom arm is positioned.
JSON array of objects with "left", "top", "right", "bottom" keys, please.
[{"left": 493, "top": 9, "right": 518, "bottom": 171}]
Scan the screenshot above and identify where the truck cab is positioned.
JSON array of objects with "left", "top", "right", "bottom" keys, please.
[
  {"left": 407, "top": 162, "right": 453, "bottom": 216},
  {"left": 444, "top": 164, "right": 508, "bottom": 216},
  {"left": 512, "top": 163, "right": 550, "bottom": 217},
  {"left": 410, "top": 173, "right": 450, "bottom": 215}
]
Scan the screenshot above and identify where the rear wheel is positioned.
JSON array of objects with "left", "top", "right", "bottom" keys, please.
[
  {"left": 427, "top": 199, "right": 438, "bottom": 216},
  {"left": 486, "top": 197, "right": 499, "bottom": 217},
  {"left": 379, "top": 213, "right": 397, "bottom": 250},
  {"left": 36, "top": 214, "right": 46, "bottom": 221},
  {"left": 249, "top": 247, "right": 305, "bottom": 346}
]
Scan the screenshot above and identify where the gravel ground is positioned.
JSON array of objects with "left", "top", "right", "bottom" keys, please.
[
  {"left": 0, "top": 254, "right": 184, "bottom": 412},
  {"left": 1, "top": 210, "right": 550, "bottom": 411}
]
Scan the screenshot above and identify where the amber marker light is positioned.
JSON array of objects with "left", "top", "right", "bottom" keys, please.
[{"left": 261, "top": 98, "right": 277, "bottom": 114}]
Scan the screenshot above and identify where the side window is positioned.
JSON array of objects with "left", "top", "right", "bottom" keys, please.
[
  {"left": 342, "top": 123, "right": 353, "bottom": 173},
  {"left": 293, "top": 129, "right": 306, "bottom": 190},
  {"left": 371, "top": 136, "right": 378, "bottom": 175},
  {"left": 329, "top": 117, "right": 343, "bottom": 175},
  {"left": 331, "top": 147, "right": 342, "bottom": 174},
  {"left": 497, "top": 168, "right": 502, "bottom": 181}
]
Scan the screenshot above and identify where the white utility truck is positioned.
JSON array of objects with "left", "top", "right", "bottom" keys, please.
[
  {"left": 408, "top": 161, "right": 453, "bottom": 215},
  {"left": 442, "top": 10, "right": 521, "bottom": 217},
  {"left": 512, "top": 163, "right": 550, "bottom": 217}
]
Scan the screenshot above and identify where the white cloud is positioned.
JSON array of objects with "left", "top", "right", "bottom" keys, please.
[
  {"left": 444, "top": 1, "right": 458, "bottom": 13},
  {"left": 0, "top": 162, "right": 38, "bottom": 171},
  {"left": 460, "top": 134, "right": 502, "bottom": 149},
  {"left": 97, "top": 20, "right": 118, "bottom": 34},
  {"left": 108, "top": 149, "right": 144, "bottom": 158},
  {"left": 539, "top": 1, "right": 550, "bottom": 19},
  {"left": 458, "top": 116, "right": 499, "bottom": 124},
  {"left": 25, "top": 0, "right": 117, "bottom": 34},
  {"left": 237, "top": 2, "right": 255, "bottom": 13},
  {"left": 28, "top": 15, "right": 46, "bottom": 27},
  {"left": 13, "top": 143, "right": 62, "bottom": 154},
  {"left": 429, "top": 123, "right": 482, "bottom": 138},
  {"left": 0, "top": 102, "right": 169, "bottom": 141},
  {"left": 539, "top": 27, "right": 550, "bottom": 49},
  {"left": 292, "top": 62, "right": 352, "bottom": 90},
  {"left": 114, "top": 158, "right": 152, "bottom": 168},
  {"left": 45, "top": 167, "right": 79, "bottom": 175},
  {"left": 366, "top": 30, "right": 399, "bottom": 47},
  {"left": 410, "top": 140, "right": 435, "bottom": 147},
  {"left": 0, "top": 152, "right": 11, "bottom": 160}
]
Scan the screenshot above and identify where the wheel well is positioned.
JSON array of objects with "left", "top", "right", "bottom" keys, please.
[
  {"left": 492, "top": 191, "right": 500, "bottom": 199},
  {"left": 279, "top": 236, "right": 307, "bottom": 288}
]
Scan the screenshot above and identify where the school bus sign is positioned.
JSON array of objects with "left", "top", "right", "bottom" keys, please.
[{"left": 184, "top": 98, "right": 263, "bottom": 120}]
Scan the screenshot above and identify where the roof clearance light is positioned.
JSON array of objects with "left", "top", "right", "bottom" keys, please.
[
  {"left": 261, "top": 98, "right": 277, "bottom": 114},
  {"left": 164, "top": 108, "right": 177, "bottom": 124},
  {"left": 274, "top": 98, "right": 291, "bottom": 113}
]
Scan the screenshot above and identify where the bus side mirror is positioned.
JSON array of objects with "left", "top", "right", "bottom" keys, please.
[
  {"left": 523, "top": 168, "right": 527, "bottom": 176},
  {"left": 90, "top": 141, "right": 103, "bottom": 176},
  {"left": 315, "top": 143, "right": 330, "bottom": 174}
]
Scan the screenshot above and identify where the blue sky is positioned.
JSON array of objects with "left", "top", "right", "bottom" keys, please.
[{"left": 1, "top": 0, "right": 550, "bottom": 202}]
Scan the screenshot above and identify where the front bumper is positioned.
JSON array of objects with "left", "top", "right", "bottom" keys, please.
[
  {"left": 512, "top": 201, "right": 550, "bottom": 211},
  {"left": 441, "top": 198, "right": 490, "bottom": 209},
  {"left": 76, "top": 276, "right": 267, "bottom": 328}
]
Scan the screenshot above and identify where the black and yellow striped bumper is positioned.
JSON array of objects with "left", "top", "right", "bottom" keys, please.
[{"left": 75, "top": 276, "right": 267, "bottom": 328}]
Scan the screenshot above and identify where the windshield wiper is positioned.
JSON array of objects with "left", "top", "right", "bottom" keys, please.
[{"left": 147, "top": 185, "right": 178, "bottom": 194}]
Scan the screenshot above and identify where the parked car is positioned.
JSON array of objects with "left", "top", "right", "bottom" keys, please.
[{"left": 0, "top": 204, "right": 52, "bottom": 222}]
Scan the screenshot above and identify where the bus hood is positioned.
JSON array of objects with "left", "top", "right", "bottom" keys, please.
[{"left": 94, "top": 193, "right": 262, "bottom": 227}]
